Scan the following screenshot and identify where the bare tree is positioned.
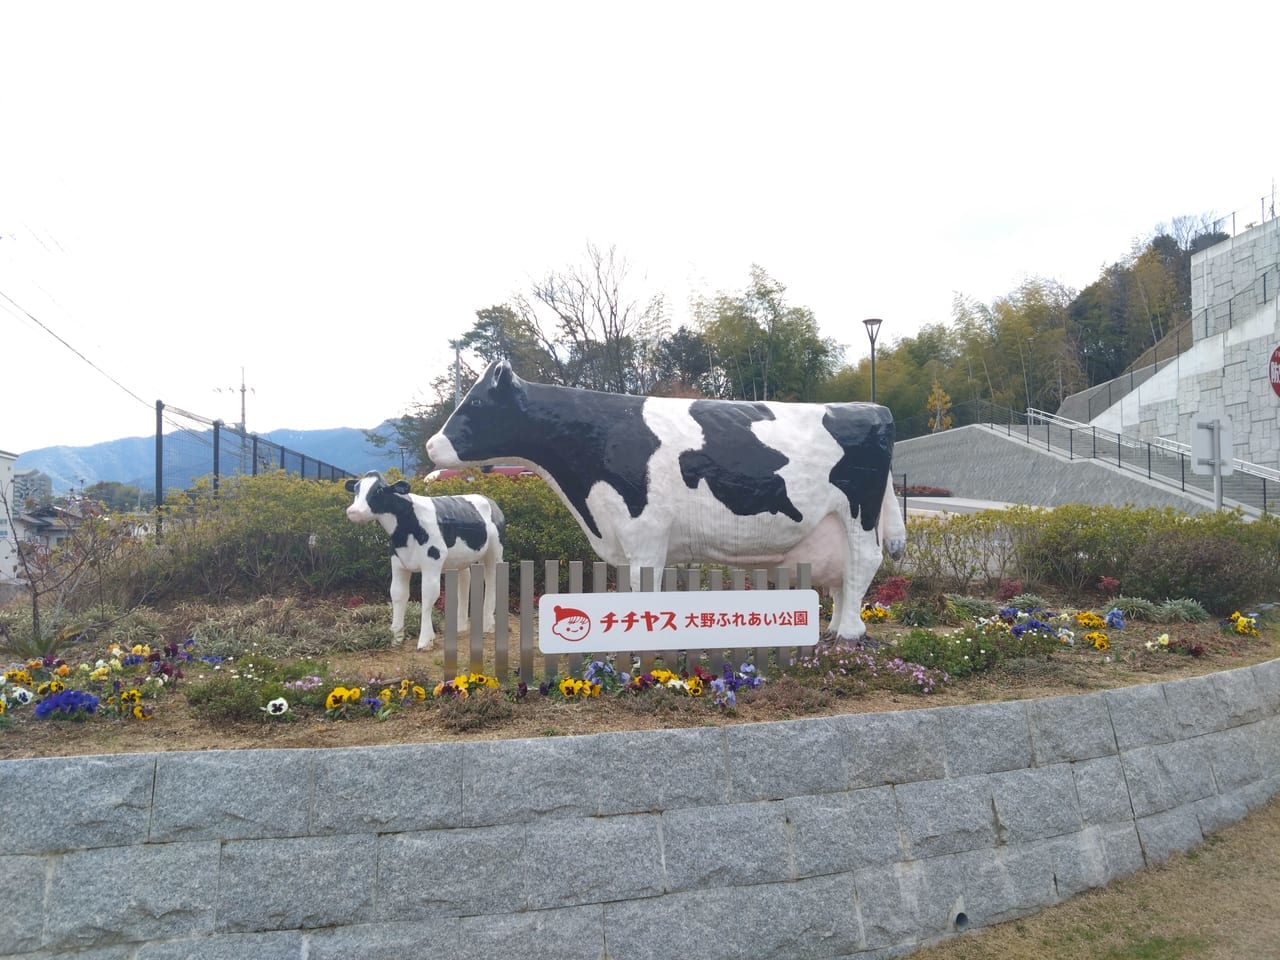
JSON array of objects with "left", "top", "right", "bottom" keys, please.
[
  {"left": 527, "top": 242, "right": 667, "bottom": 393},
  {"left": 0, "top": 486, "right": 136, "bottom": 656}
]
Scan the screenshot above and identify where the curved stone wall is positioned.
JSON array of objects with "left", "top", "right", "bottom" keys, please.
[{"left": 3, "top": 658, "right": 1279, "bottom": 960}]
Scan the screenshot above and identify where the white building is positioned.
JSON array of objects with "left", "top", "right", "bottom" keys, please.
[
  {"left": 1093, "top": 217, "right": 1280, "bottom": 469},
  {"left": 1, "top": 448, "right": 18, "bottom": 584}
]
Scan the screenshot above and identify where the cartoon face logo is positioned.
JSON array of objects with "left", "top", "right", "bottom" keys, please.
[{"left": 551, "top": 605, "right": 591, "bottom": 643}]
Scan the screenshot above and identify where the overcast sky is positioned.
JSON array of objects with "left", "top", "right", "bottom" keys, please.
[{"left": 3, "top": 0, "right": 1277, "bottom": 455}]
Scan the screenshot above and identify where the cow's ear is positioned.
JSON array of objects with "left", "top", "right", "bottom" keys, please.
[
  {"left": 492, "top": 360, "right": 527, "bottom": 408},
  {"left": 391, "top": 480, "right": 412, "bottom": 494},
  {"left": 344, "top": 478, "right": 359, "bottom": 493},
  {"left": 494, "top": 360, "right": 514, "bottom": 391}
]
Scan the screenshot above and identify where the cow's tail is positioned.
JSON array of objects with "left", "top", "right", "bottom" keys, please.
[{"left": 879, "top": 473, "right": 907, "bottom": 560}]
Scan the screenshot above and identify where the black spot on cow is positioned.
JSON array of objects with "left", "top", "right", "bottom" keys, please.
[
  {"left": 432, "top": 496, "right": 504, "bottom": 552},
  {"left": 823, "top": 405, "right": 894, "bottom": 531},
  {"left": 678, "top": 401, "right": 802, "bottom": 522}
]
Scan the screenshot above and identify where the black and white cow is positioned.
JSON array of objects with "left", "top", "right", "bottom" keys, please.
[
  {"left": 344, "top": 471, "right": 505, "bottom": 650},
  {"left": 426, "top": 361, "right": 906, "bottom": 642}
]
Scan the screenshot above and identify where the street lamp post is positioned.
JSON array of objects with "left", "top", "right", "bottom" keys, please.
[
  {"left": 863, "top": 318, "right": 883, "bottom": 403},
  {"left": 1025, "top": 337, "right": 1035, "bottom": 421}
]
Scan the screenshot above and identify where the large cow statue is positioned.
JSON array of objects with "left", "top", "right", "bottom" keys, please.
[
  {"left": 426, "top": 361, "right": 906, "bottom": 642},
  {"left": 344, "top": 471, "right": 505, "bottom": 650}
]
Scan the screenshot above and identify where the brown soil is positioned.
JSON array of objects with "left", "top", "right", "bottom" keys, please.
[{"left": 3, "top": 612, "right": 1273, "bottom": 760}]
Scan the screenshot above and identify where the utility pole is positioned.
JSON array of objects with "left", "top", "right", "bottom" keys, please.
[
  {"left": 450, "top": 340, "right": 463, "bottom": 407},
  {"left": 216, "top": 368, "right": 253, "bottom": 473}
]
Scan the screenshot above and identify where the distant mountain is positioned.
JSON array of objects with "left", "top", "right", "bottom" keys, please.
[{"left": 15, "top": 422, "right": 405, "bottom": 494}]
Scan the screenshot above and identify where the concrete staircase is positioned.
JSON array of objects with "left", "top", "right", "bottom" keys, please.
[{"left": 892, "top": 414, "right": 1278, "bottom": 517}]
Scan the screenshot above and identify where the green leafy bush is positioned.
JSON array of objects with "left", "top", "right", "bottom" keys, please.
[
  {"left": 186, "top": 675, "right": 290, "bottom": 724},
  {"left": 1156, "top": 597, "right": 1210, "bottom": 623},
  {"left": 1124, "top": 526, "right": 1268, "bottom": 614},
  {"left": 1013, "top": 504, "right": 1160, "bottom": 597},
  {"left": 944, "top": 594, "right": 998, "bottom": 621},
  {"left": 893, "top": 627, "right": 1000, "bottom": 678},
  {"left": 1007, "top": 592, "right": 1050, "bottom": 612},
  {"left": 1107, "top": 595, "right": 1161, "bottom": 622}
]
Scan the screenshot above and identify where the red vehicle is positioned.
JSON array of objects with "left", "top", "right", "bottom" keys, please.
[{"left": 425, "top": 464, "right": 537, "bottom": 482}]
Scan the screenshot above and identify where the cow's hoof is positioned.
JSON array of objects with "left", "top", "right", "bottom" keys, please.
[
  {"left": 416, "top": 641, "right": 434, "bottom": 652},
  {"left": 856, "top": 636, "right": 886, "bottom": 651}
]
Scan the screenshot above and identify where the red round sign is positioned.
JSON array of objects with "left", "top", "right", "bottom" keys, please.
[{"left": 1272, "top": 346, "right": 1280, "bottom": 399}]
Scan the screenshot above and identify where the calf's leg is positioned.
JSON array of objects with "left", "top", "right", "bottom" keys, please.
[
  {"left": 417, "top": 569, "right": 440, "bottom": 651},
  {"left": 388, "top": 561, "right": 411, "bottom": 647}
]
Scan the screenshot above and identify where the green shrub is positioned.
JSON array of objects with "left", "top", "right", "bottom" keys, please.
[
  {"left": 1124, "top": 526, "right": 1267, "bottom": 614},
  {"left": 186, "top": 675, "right": 290, "bottom": 723},
  {"left": 1007, "top": 592, "right": 1050, "bottom": 612},
  {"left": 893, "top": 627, "right": 999, "bottom": 678},
  {"left": 894, "top": 598, "right": 944, "bottom": 627},
  {"left": 1156, "top": 597, "right": 1210, "bottom": 623},
  {"left": 1107, "top": 595, "right": 1161, "bottom": 622},
  {"left": 1013, "top": 504, "right": 1162, "bottom": 597},
  {"left": 944, "top": 594, "right": 998, "bottom": 621}
]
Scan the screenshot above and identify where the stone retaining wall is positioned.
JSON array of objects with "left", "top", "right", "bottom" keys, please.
[{"left": 4, "top": 659, "right": 1279, "bottom": 960}]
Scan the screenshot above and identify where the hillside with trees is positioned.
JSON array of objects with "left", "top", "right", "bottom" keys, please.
[{"left": 373, "top": 219, "right": 1230, "bottom": 472}]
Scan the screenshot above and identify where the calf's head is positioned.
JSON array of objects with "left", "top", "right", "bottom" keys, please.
[{"left": 345, "top": 471, "right": 411, "bottom": 524}]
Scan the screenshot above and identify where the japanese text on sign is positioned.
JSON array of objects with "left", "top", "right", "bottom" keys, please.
[{"left": 538, "top": 589, "right": 820, "bottom": 653}]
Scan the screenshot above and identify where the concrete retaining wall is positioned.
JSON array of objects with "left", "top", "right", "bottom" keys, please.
[
  {"left": 4, "top": 659, "right": 1279, "bottom": 960},
  {"left": 892, "top": 425, "right": 1215, "bottom": 512}
]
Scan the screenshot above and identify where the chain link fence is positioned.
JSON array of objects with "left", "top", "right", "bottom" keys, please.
[{"left": 155, "top": 401, "right": 356, "bottom": 506}]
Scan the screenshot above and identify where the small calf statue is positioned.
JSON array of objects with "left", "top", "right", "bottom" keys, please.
[{"left": 344, "top": 471, "right": 505, "bottom": 650}]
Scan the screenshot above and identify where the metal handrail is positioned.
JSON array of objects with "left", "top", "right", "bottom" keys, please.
[
  {"left": 965, "top": 400, "right": 1276, "bottom": 515},
  {"left": 1026, "top": 407, "right": 1280, "bottom": 482}
]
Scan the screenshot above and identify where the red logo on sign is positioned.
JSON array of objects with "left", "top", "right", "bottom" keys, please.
[{"left": 1271, "top": 346, "right": 1280, "bottom": 399}]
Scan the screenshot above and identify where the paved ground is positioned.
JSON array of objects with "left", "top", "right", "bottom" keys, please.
[{"left": 903, "top": 496, "right": 1013, "bottom": 516}]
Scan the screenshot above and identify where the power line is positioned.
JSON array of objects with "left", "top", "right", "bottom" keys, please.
[{"left": 0, "top": 288, "right": 151, "bottom": 409}]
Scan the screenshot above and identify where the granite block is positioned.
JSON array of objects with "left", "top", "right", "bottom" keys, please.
[
  {"left": 310, "top": 741, "right": 465, "bottom": 834},
  {"left": 661, "top": 801, "right": 789, "bottom": 892},
  {"left": 895, "top": 777, "right": 997, "bottom": 859},
  {"left": 0, "top": 754, "right": 154, "bottom": 855},
  {"left": 377, "top": 822, "right": 527, "bottom": 919},
  {"left": 44, "top": 841, "right": 218, "bottom": 951},
  {"left": 786, "top": 785, "right": 902, "bottom": 877},
  {"left": 151, "top": 749, "right": 314, "bottom": 842},
  {"left": 217, "top": 835, "right": 374, "bottom": 933}
]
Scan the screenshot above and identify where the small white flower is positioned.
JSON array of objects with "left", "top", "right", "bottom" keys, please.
[
  {"left": 10, "top": 687, "right": 33, "bottom": 705},
  {"left": 263, "top": 697, "right": 290, "bottom": 716}
]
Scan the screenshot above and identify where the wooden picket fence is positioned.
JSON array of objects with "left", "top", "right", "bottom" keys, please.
[{"left": 437, "top": 559, "right": 816, "bottom": 684}]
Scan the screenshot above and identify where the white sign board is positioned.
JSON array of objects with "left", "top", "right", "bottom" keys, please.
[
  {"left": 538, "top": 589, "right": 821, "bottom": 653},
  {"left": 1191, "top": 417, "right": 1234, "bottom": 477}
]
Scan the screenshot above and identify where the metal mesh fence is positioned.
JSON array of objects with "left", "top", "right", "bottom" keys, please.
[{"left": 155, "top": 401, "right": 355, "bottom": 504}]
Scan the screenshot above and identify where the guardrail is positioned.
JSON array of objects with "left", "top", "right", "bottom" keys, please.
[{"left": 978, "top": 404, "right": 1277, "bottom": 516}]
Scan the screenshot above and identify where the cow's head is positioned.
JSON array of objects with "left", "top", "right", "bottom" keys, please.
[
  {"left": 345, "top": 470, "right": 411, "bottom": 523},
  {"left": 426, "top": 359, "right": 529, "bottom": 468}
]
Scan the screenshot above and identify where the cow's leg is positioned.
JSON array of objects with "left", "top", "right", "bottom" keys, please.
[
  {"left": 388, "top": 560, "right": 410, "bottom": 647},
  {"left": 456, "top": 565, "right": 472, "bottom": 633},
  {"left": 418, "top": 567, "right": 441, "bottom": 651},
  {"left": 480, "top": 553, "right": 499, "bottom": 633},
  {"left": 831, "top": 524, "right": 881, "bottom": 644}
]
